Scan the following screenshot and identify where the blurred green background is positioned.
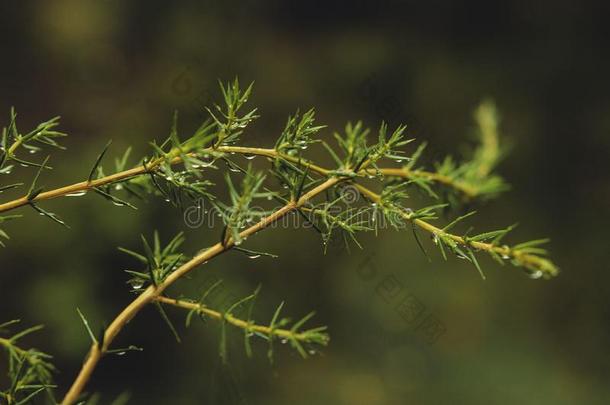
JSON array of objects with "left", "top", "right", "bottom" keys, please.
[{"left": 1, "top": 1, "right": 609, "bottom": 404}]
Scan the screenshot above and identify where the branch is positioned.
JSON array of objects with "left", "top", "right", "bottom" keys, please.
[
  {"left": 60, "top": 177, "right": 340, "bottom": 405},
  {"left": 154, "top": 296, "right": 329, "bottom": 347},
  {"left": 352, "top": 183, "right": 558, "bottom": 278},
  {"left": 223, "top": 147, "right": 557, "bottom": 278},
  {"left": 0, "top": 146, "right": 477, "bottom": 215}
]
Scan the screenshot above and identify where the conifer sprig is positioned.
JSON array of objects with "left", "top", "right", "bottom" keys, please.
[
  {"left": 0, "top": 90, "right": 498, "bottom": 227},
  {"left": 353, "top": 183, "right": 558, "bottom": 279},
  {"left": 0, "top": 320, "right": 56, "bottom": 405},
  {"left": 61, "top": 176, "right": 343, "bottom": 404},
  {"left": 155, "top": 294, "right": 329, "bottom": 359},
  {"left": 0, "top": 79, "right": 559, "bottom": 405}
]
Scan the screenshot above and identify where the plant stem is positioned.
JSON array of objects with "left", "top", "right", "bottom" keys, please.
[
  {"left": 224, "top": 147, "right": 553, "bottom": 275},
  {"left": 0, "top": 146, "right": 475, "bottom": 215},
  {"left": 1, "top": 144, "right": 552, "bottom": 275},
  {"left": 226, "top": 148, "right": 554, "bottom": 275},
  {"left": 365, "top": 167, "right": 478, "bottom": 197},
  {"left": 60, "top": 177, "right": 340, "bottom": 405},
  {"left": 0, "top": 156, "right": 168, "bottom": 213},
  {"left": 0, "top": 337, "right": 25, "bottom": 355},
  {"left": 0, "top": 139, "right": 555, "bottom": 278},
  {"left": 7, "top": 138, "right": 23, "bottom": 157},
  {"left": 154, "top": 296, "right": 327, "bottom": 343},
  {"left": 352, "top": 183, "right": 555, "bottom": 275}
]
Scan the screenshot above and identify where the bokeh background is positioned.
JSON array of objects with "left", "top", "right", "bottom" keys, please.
[{"left": 1, "top": 1, "right": 609, "bottom": 404}]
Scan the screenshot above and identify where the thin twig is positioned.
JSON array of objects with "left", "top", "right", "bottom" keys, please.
[
  {"left": 154, "top": 296, "right": 327, "bottom": 344},
  {"left": 0, "top": 146, "right": 476, "bottom": 215},
  {"left": 60, "top": 177, "right": 340, "bottom": 405}
]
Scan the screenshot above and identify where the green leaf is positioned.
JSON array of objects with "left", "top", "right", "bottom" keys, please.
[
  {"left": 89, "top": 140, "right": 113, "bottom": 182},
  {"left": 154, "top": 302, "right": 181, "bottom": 343},
  {"left": 29, "top": 203, "right": 69, "bottom": 228},
  {"left": 76, "top": 308, "right": 98, "bottom": 344},
  {"left": 93, "top": 187, "right": 137, "bottom": 209},
  {"left": 26, "top": 156, "right": 50, "bottom": 200}
]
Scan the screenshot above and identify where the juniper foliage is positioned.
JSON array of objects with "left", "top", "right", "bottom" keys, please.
[{"left": 0, "top": 79, "right": 559, "bottom": 404}]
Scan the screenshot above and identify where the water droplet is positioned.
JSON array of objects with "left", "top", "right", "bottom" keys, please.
[
  {"left": 529, "top": 270, "right": 543, "bottom": 279},
  {"left": 197, "top": 154, "right": 215, "bottom": 168},
  {"left": 280, "top": 338, "right": 288, "bottom": 344},
  {"left": 129, "top": 279, "right": 144, "bottom": 290},
  {"left": 308, "top": 349, "right": 316, "bottom": 355},
  {"left": 116, "top": 351, "right": 126, "bottom": 356},
  {"left": 66, "top": 190, "right": 88, "bottom": 197},
  {"left": 267, "top": 195, "right": 273, "bottom": 201},
  {"left": 243, "top": 154, "right": 256, "bottom": 160},
  {"left": 234, "top": 239, "right": 242, "bottom": 246},
  {"left": 247, "top": 254, "right": 261, "bottom": 259},
  {"left": 501, "top": 254, "right": 510, "bottom": 260},
  {"left": 114, "top": 184, "right": 124, "bottom": 191}
]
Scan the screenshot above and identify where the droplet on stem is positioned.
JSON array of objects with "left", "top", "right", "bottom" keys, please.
[{"left": 66, "top": 190, "right": 88, "bottom": 197}]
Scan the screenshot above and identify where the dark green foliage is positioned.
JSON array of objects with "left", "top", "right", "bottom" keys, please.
[
  {"left": 207, "top": 78, "right": 258, "bottom": 147},
  {"left": 0, "top": 79, "right": 559, "bottom": 403},
  {"left": 214, "top": 169, "right": 270, "bottom": 246},
  {"left": 0, "top": 320, "right": 56, "bottom": 405},
  {"left": 120, "top": 231, "right": 187, "bottom": 289},
  {"left": 275, "top": 109, "right": 325, "bottom": 155},
  {"left": 172, "top": 283, "right": 329, "bottom": 364},
  {"left": 0, "top": 108, "right": 65, "bottom": 173}
]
